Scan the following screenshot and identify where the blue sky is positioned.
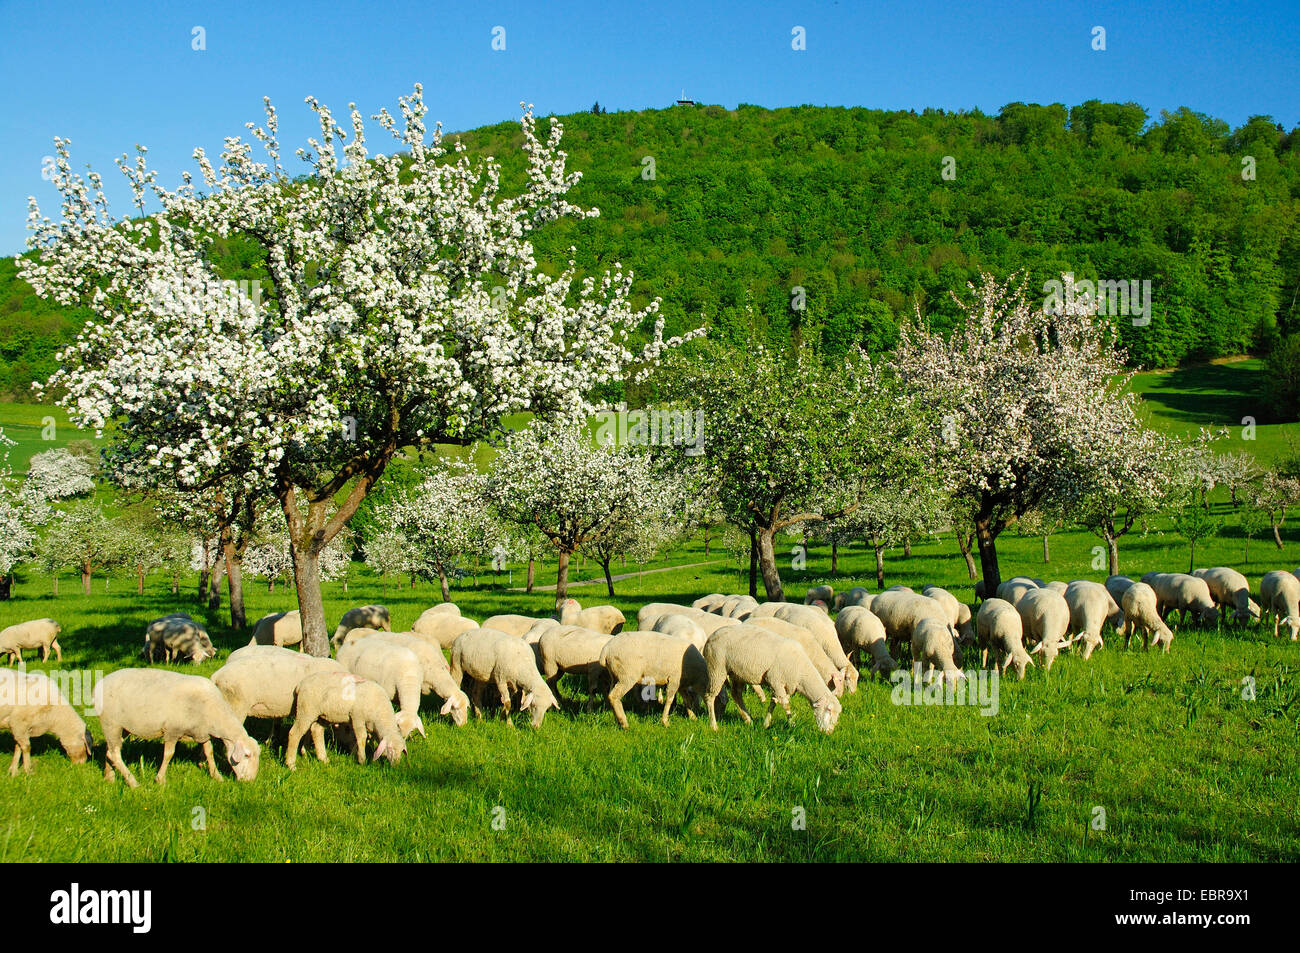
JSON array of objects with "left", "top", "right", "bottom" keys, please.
[{"left": 2, "top": 0, "right": 1296, "bottom": 255}]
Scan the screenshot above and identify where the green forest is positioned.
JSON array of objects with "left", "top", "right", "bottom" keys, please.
[{"left": 3, "top": 99, "right": 1299, "bottom": 414}]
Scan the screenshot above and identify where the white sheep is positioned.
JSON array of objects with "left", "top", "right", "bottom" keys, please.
[
  {"left": 94, "top": 669, "right": 259, "bottom": 787},
  {"left": 336, "top": 639, "right": 426, "bottom": 739},
  {"left": 701, "top": 625, "right": 841, "bottom": 733},
  {"left": 285, "top": 671, "right": 406, "bottom": 768},
  {"left": 0, "top": 668, "right": 92, "bottom": 775},
  {"left": 556, "top": 599, "right": 627, "bottom": 634},
  {"left": 1063, "top": 580, "right": 1122, "bottom": 660},
  {"left": 723, "top": 595, "right": 759, "bottom": 619},
  {"left": 832, "top": 587, "right": 872, "bottom": 611},
  {"left": 410, "top": 610, "right": 480, "bottom": 649},
  {"left": 424, "top": 603, "right": 461, "bottom": 617},
  {"left": 1191, "top": 568, "right": 1260, "bottom": 625},
  {"left": 248, "top": 610, "right": 302, "bottom": 650},
  {"left": 834, "top": 606, "right": 896, "bottom": 677},
  {"left": 749, "top": 603, "right": 858, "bottom": 693},
  {"left": 747, "top": 616, "right": 845, "bottom": 694},
  {"left": 1260, "top": 570, "right": 1300, "bottom": 641},
  {"left": 482, "top": 614, "right": 549, "bottom": 638},
  {"left": 1105, "top": 575, "right": 1136, "bottom": 609},
  {"left": 142, "top": 613, "right": 215, "bottom": 665},
  {"left": 0, "top": 618, "right": 62, "bottom": 665},
  {"left": 868, "top": 590, "right": 955, "bottom": 659},
  {"left": 331, "top": 605, "right": 391, "bottom": 650},
  {"left": 976, "top": 598, "right": 1032, "bottom": 680},
  {"left": 336, "top": 630, "right": 469, "bottom": 726},
  {"left": 920, "top": 585, "right": 975, "bottom": 646},
  {"left": 691, "top": 593, "right": 727, "bottom": 611},
  {"left": 1141, "top": 572, "right": 1221, "bottom": 627},
  {"left": 1015, "top": 588, "right": 1072, "bottom": 670},
  {"left": 650, "top": 613, "right": 708, "bottom": 650},
  {"left": 803, "top": 585, "right": 834, "bottom": 607},
  {"left": 536, "top": 625, "right": 613, "bottom": 704},
  {"left": 449, "top": 628, "right": 560, "bottom": 728},
  {"left": 598, "top": 631, "right": 714, "bottom": 728},
  {"left": 995, "top": 578, "right": 1038, "bottom": 607},
  {"left": 1044, "top": 581, "right": 1069, "bottom": 595},
  {"left": 212, "top": 649, "right": 344, "bottom": 728},
  {"left": 1120, "top": 582, "right": 1174, "bottom": 651},
  {"left": 911, "top": 617, "right": 966, "bottom": 687}
]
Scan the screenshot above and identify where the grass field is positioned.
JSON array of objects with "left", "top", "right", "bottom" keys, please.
[{"left": 0, "top": 513, "right": 1297, "bottom": 863}]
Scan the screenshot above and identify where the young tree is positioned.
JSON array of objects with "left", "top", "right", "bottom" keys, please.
[
  {"left": 35, "top": 501, "right": 126, "bottom": 595},
  {"left": 664, "top": 341, "right": 924, "bottom": 601},
  {"left": 1170, "top": 496, "right": 1222, "bottom": 572},
  {"left": 1254, "top": 471, "right": 1300, "bottom": 549},
  {"left": 1074, "top": 424, "right": 1177, "bottom": 575},
  {"left": 24, "top": 448, "right": 95, "bottom": 501},
  {"left": 892, "top": 272, "right": 1149, "bottom": 595},
  {"left": 26, "top": 86, "right": 692, "bottom": 654},
  {"left": 1238, "top": 506, "right": 1269, "bottom": 563}
]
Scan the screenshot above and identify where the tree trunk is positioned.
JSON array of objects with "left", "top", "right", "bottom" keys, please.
[
  {"left": 555, "top": 550, "right": 571, "bottom": 607},
  {"left": 208, "top": 559, "right": 223, "bottom": 611},
  {"left": 171, "top": 572, "right": 179, "bottom": 594},
  {"left": 136, "top": 563, "right": 145, "bottom": 595},
  {"left": 956, "top": 530, "right": 977, "bottom": 580},
  {"left": 1188, "top": 541, "right": 1196, "bottom": 574},
  {"left": 290, "top": 544, "right": 330, "bottom": 657},
  {"left": 1107, "top": 536, "right": 1119, "bottom": 576},
  {"left": 199, "top": 566, "right": 210, "bottom": 600},
  {"left": 52, "top": 576, "right": 58, "bottom": 597},
  {"left": 702, "top": 526, "right": 710, "bottom": 557},
  {"left": 747, "top": 527, "right": 758, "bottom": 599},
  {"left": 874, "top": 546, "right": 885, "bottom": 589},
  {"left": 831, "top": 538, "right": 839, "bottom": 574},
  {"left": 222, "top": 533, "right": 246, "bottom": 629},
  {"left": 756, "top": 527, "right": 784, "bottom": 601},
  {"left": 603, "top": 557, "right": 616, "bottom": 597},
  {"left": 438, "top": 567, "right": 450, "bottom": 603},
  {"left": 1042, "top": 535, "right": 1050, "bottom": 564},
  {"left": 526, "top": 558, "right": 535, "bottom": 593},
  {"left": 268, "top": 578, "right": 275, "bottom": 593},
  {"left": 1274, "top": 523, "right": 1284, "bottom": 549},
  {"left": 0, "top": 574, "right": 10, "bottom": 601},
  {"left": 81, "top": 563, "right": 91, "bottom": 596},
  {"left": 975, "top": 517, "right": 1002, "bottom": 599},
  {"left": 903, "top": 538, "right": 912, "bottom": 558}
]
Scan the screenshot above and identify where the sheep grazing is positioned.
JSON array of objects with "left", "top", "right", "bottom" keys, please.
[
  {"left": 1191, "top": 568, "right": 1261, "bottom": 625},
  {"left": 1260, "top": 571, "right": 1300, "bottom": 641},
  {"left": 803, "top": 585, "right": 835, "bottom": 607},
  {"left": 723, "top": 595, "right": 759, "bottom": 619},
  {"left": 650, "top": 613, "right": 708, "bottom": 651},
  {"left": 1141, "top": 572, "right": 1221, "bottom": 627},
  {"left": 556, "top": 599, "right": 627, "bottom": 634},
  {"left": 285, "top": 671, "right": 406, "bottom": 769},
  {"left": 424, "top": 602, "right": 461, "bottom": 618},
  {"left": 747, "top": 616, "right": 845, "bottom": 695},
  {"left": 337, "top": 639, "right": 426, "bottom": 739},
  {"left": 1105, "top": 574, "right": 1136, "bottom": 609},
  {"left": 911, "top": 618, "right": 966, "bottom": 688},
  {"left": 0, "top": 669, "right": 92, "bottom": 775},
  {"left": 920, "top": 586, "right": 975, "bottom": 646},
  {"left": 1015, "top": 588, "right": 1072, "bottom": 670},
  {"left": 747, "top": 603, "right": 857, "bottom": 693},
  {"left": 356, "top": 631, "right": 470, "bottom": 726},
  {"left": 702, "top": 625, "right": 842, "bottom": 733},
  {"left": 330, "top": 605, "right": 391, "bottom": 651},
  {"left": 248, "top": 610, "right": 302, "bottom": 650},
  {"left": 95, "top": 669, "right": 259, "bottom": 787},
  {"left": 598, "top": 631, "right": 714, "bottom": 728},
  {"left": 834, "top": 606, "right": 896, "bottom": 677},
  {"left": 995, "top": 578, "right": 1038, "bottom": 607},
  {"left": 212, "top": 649, "right": 344, "bottom": 732},
  {"left": 142, "top": 613, "right": 215, "bottom": 665},
  {"left": 449, "top": 628, "right": 560, "bottom": 729},
  {"left": 1044, "top": 581, "right": 1069, "bottom": 595},
  {"left": 537, "top": 625, "right": 614, "bottom": 705},
  {"left": 833, "top": 586, "right": 872, "bottom": 612},
  {"left": 1120, "top": 582, "right": 1175, "bottom": 651},
  {"left": 976, "top": 598, "right": 1032, "bottom": 680},
  {"left": 0, "top": 618, "right": 62, "bottom": 665},
  {"left": 410, "top": 610, "right": 480, "bottom": 650},
  {"left": 1063, "top": 580, "right": 1123, "bottom": 660},
  {"left": 482, "top": 614, "right": 549, "bottom": 639},
  {"left": 691, "top": 593, "right": 727, "bottom": 611},
  {"left": 869, "top": 590, "right": 954, "bottom": 659}
]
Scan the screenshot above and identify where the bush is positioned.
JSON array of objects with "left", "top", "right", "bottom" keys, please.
[{"left": 1262, "top": 333, "right": 1300, "bottom": 422}]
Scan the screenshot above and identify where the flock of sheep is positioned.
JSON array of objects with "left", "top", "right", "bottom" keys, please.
[{"left": 0, "top": 563, "right": 1296, "bottom": 785}]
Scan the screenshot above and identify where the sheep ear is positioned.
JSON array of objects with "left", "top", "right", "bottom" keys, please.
[
  {"left": 520, "top": 692, "right": 535, "bottom": 710},
  {"left": 439, "top": 697, "right": 457, "bottom": 715},
  {"left": 373, "top": 738, "right": 389, "bottom": 762}
]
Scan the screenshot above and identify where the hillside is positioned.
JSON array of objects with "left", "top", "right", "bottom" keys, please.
[{"left": 3, "top": 100, "right": 1299, "bottom": 401}]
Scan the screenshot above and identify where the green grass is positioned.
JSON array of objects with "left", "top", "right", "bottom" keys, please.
[
  {"left": 0, "top": 401, "right": 102, "bottom": 475},
  {"left": 1, "top": 515, "right": 1298, "bottom": 862}
]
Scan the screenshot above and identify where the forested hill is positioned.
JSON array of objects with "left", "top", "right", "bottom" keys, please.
[{"left": 3, "top": 100, "right": 1299, "bottom": 400}]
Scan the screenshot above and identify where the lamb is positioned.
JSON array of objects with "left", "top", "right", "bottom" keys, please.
[
  {"left": 746, "top": 603, "right": 858, "bottom": 692},
  {"left": 0, "top": 618, "right": 62, "bottom": 665},
  {"left": 94, "top": 669, "right": 259, "bottom": 787},
  {"left": 976, "top": 598, "right": 1032, "bottom": 680},
  {"left": 1141, "top": 572, "right": 1221, "bottom": 627},
  {"left": 598, "top": 631, "right": 714, "bottom": 728},
  {"left": 212, "top": 649, "right": 344, "bottom": 728},
  {"left": 995, "top": 579, "right": 1038, "bottom": 607},
  {"left": 285, "top": 671, "right": 406, "bottom": 769},
  {"left": 920, "top": 586, "right": 975, "bottom": 646},
  {"left": 1120, "top": 582, "right": 1175, "bottom": 651},
  {"left": 1015, "top": 588, "right": 1072, "bottom": 671},
  {"left": 650, "top": 613, "right": 708, "bottom": 650},
  {"left": 248, "top": 610, "right": 302, "bottom": 650},
  {"left": 537, "top": 625, "right": 613, "bottom": 703},
  {"left": 449, "top": 628, "right": 560, "bottom": 728},
  {"left": 702, "top": 625, "right": 842, "bottom": 733},
  {"left": 142, "top": 613, "right": 215, "bottom": 665},
  {"left": 556, "top": 600, "right": 627, "bottom": 634},
  {"left": 834, "top": 606, "right": 896, "bottom": 677},
  {"left": 336, "top": 639, "right": 426, "bottom": 739},
  {"left": 747, "top": 616, "right": 845, "bottom": 694},
  {"left": 1063, "top": 580, "right": 1122, "bottom": 660},
  {"left": 803, "top": 585, "right": 835, "bottom": 607},
  {"left": 911, "top": 617, "right": 966, "bottom": 687},
  {"left": 0, "top": 668, "right": 92, "bottom": 775},
  {"left": 869, "top": 590, "right": 955, "bottom": 659},
  {"left": 1191, "top": 568, "right": 1260, "bottom": 625},
  {"left": 330, "top": 605, "right": 391, "bottom": 650},
  {"left": 1260, "top": 570, "right": 1300, "bottom": 641},
  {"left": 410, "top": 610, "right": 480, "bottom": 649},
  {"left": 334, "top": 630, "right": 469, "bottom": 726},
  {"left": 832, "top": 587, "right": 872, "bottom": 611}
]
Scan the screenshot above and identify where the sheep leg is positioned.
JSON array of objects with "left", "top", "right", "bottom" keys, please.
[
  {"left": 285, "top": 718, "right": 309, "bottom": 770},
  {"left": 8, "top": 745, "right": 20, "bottom": 777},
  {"left": 155, "top": 738, "right": 178, "bottom": 785},
  {"left": 309, "top": 724, "right": 328, "bottom": 763},
  {"left": 351, "top": 716, "right": 369, "bottom": 764},
  {"left": 762, "top": 690, "right": 779, "bottom": 728},
  {"left": 661, "top": 675, "right": 681, "bottom": 727},
  {"left": 51, "top": 640, "right": 62, "bottom": 662},
  {"left": 729, "top": 679, "right": 753, "bottom": 725},
  {"left": 495, "top": 675, "right": 515, "bottom": 728},
  {"left": 607, "top": 678, "right": 635, "bottom": 729},
  {"left": 201, "top": 740, "right": 223, "bottom": 780},
  {"left": 470, "top": 680, "right": 486, "bottom": 720},
  {"left": 13, "top": 734, "right": 31, "bottom": 775}
]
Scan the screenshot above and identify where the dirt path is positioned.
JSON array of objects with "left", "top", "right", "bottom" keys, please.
[{"left": 509, "top": 559, "right": 724, "bottom": 592}]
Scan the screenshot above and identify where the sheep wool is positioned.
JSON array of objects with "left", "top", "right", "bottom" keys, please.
[{"left": 285, "top": 671, "right": 406, "bottom": 769}]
